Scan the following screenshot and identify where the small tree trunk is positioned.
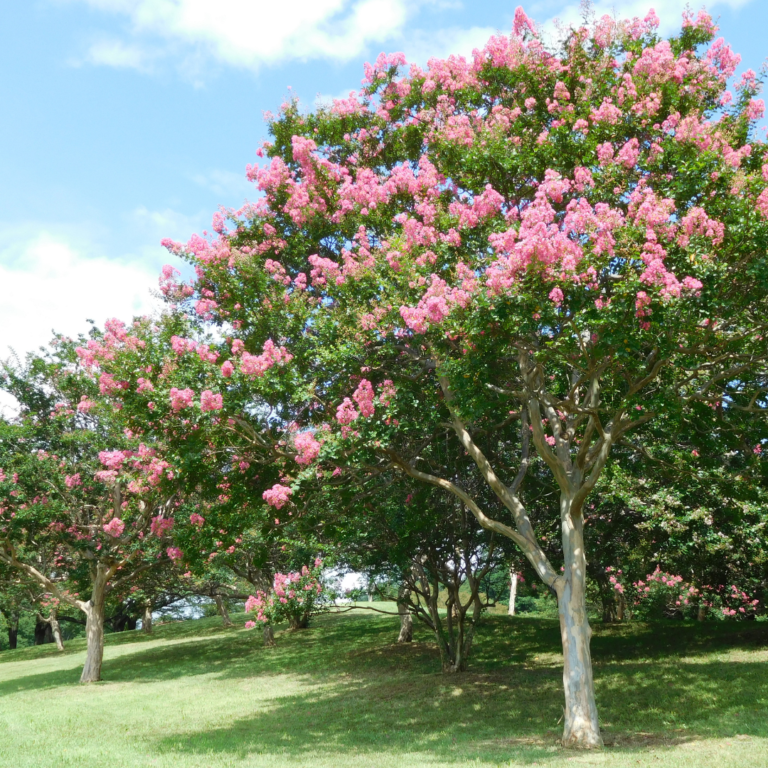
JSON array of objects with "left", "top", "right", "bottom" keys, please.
[
  {"left": 80, "top": 567, "right": 109, "bottom": 683},
  {"left": 214, "top": 595, "right": 234, "bottom": 627},
  {"left": 397, "top": 584, "right": 413, "bottom": 643},
  {"left": 559, "top": 504, "right": 602, "bottom": 749},
  {"left": 49, "top": 610, "right": 64, "bottom": 651},
  {"left": 34, "top": 615, "right": 52, "bottom": 645},
  {"left": 7, "top": 614, "right": 19, "bottom": 650},
  {"left": 697, "top": 602, "right": 708, "bottom": 622},
  {"left": 508, "top": 570, "right": 518, "bottom": 616},
  {"left": 142, "top": 601, "right": 153, "bottom": 634},
  {"left": 263, "top": 624, "right": 275, "bottom": 647}
]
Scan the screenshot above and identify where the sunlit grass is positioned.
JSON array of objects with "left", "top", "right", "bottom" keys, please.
[{"left": 0, "top": 605, "right": 766, "bottom": 767}]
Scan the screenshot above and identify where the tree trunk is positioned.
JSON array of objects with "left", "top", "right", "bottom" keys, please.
[
  {"left": 508, "top": 570, "right": 518, "bottom": 616},
  {"left": 80, "top": 568, "right": 109, "bottom": 683},
  {"left": 559, "top": 504, "right": 602, "bottom": 749},
  {"left": 34, "top": 615, "right": 53, "bottom": 645},
  {"left": 263, "top": 624, "right": 275, "bottom": 647},
  {"left": 697, "top": 602, "right": 708, "bottom": 622},
  {"left": 142, "top": 601, "right": 153, "bottom": 634},
  {"left": 397, "top": 584, "right": 413, "bottom": 643},
  {"left": 214, "top": 595, "right": 234, "bottom": 627},
  {"left": 49, "top": 611, "right": 64, "bottom": 651},
  {"left": 7, "top": 614, "right": 19, "bottom": 650}
]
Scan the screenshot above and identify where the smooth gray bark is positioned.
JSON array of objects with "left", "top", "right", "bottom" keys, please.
[
  {"left": 508, "top": 570, "right": 518, "bottom": 616},
  {"left": 80, "top": 568, "right": 109, "bottom": 683}
]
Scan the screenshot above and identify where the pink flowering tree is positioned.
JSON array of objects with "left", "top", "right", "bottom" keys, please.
[
  {"left": 0, "top": 352, "right": 182, "bottom": 682},
  {"left": 245, "top": 558, "right": 326, "bottom": 644},
  {"left": 147, "top": 7, "right": 768, "bottom": 748},
  {"left": 78, "top": 313, "right": 333, "bottom": 636}
]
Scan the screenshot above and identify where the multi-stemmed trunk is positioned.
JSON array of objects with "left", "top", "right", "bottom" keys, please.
[
  {"left": 214, "top": 595, "right": 234, "bottom": 627},
  {"left": 397, "top": 583, "right": 413, "bottom": 643},
  {"left": 557, "top": 500, "right": 602, "bottom": 749},
  {"left": 80, "top": 568, "right": 109, "bottom": 683},
  {"left": 263, "top": 625, "right": 275, "bottom": 647}
]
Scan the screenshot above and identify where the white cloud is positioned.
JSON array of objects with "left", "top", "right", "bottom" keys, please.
[
  {"left": 0, "top": 231, "right": 166, "bottom": 363},
  {"left": 85, "top": 38, "right": 152, "bottom": 70},
  {"left": 74, "top": 0, "right": 415, "bottom": 70}
]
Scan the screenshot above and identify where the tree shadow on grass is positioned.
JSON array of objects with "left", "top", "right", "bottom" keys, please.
[{"left": 152, "top": 649, "right": 768, "bottom": 766}]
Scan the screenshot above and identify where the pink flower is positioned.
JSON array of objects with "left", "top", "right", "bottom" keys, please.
[
  {"left": 166, "top": 547, "right": 183, "bottom": 562},
  {"left": 263, "top": 484, "right": 293, "bottom": 509},
  {"left": 336, "top": 398, "right": 359, "bottom": 425},
  {"left": 596, "top": 142, "right": 615, "bottom": 166},
  {"left": 189, "top": 512, "right": 205, "bottom": 526},
  {"left": 200, "top": 390, "right": 223, "bottom": 412},
  {"left": 244, "top": 620, "right": 257, "bottom": 629},
  {"left": 103, "top": 518, "right": 125, "bottom": 538},
  {"left": 99, "top": 450, "right": 126, "bottom": 470},
  {"left": 150, "top": 516, "right": 174, "bottom": 536},
  {"left": 169, "top": 387, "right": 194, "bottom": 411},
  {"left": 294, "top": 431, "right": 321, "bottom": 465},
  {"left": 64, "top": 473, "right": 82, "bottom": 488},
  {"left": 221, "top": 360, "right": 234, "bottom": 378},
  {"left": 548, "top": 286, "right": 564, "bottom": 306},
  {"left": 353, "top": 379, "right": 375, "bottom": 418}
]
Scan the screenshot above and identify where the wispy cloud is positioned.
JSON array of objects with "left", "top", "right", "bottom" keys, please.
[
  {"left": 73, "top": 0, "right": 416, "bottom": 70},
  {"left": 84, "top": 37, "right": 152, "bottom": 71}
]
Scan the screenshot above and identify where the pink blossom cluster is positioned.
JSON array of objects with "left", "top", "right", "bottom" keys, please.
[
  {"left": 294, "top": 431, "right": 322, "bottom": 465},
  {"left": 240, "top": 339, "right": 293, "bottom": 377},
  {"left": 170, "top": 388, "right": 195, "bottom": 411},
  {"left": 189, "top": 512, "right": 205, "bottom": 526},
  {"left": 103, "top": 517, "right": 125, "bottom": 538},
  {"left": 262, "top": 483, "right": 292, "bottom": 509},
  {"left": 150, "top": 516, "right": 174, "bottom": 537},
  {"left": 200, "top": 390, "right": 223, "bottom": 412},
  {"left": 166, "top": 547, "right": 183, "bottom": 562}
]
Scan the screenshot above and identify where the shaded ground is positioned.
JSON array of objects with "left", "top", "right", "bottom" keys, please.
[{"left": 0, "top": 606, "right": 766, "bottom": 767}]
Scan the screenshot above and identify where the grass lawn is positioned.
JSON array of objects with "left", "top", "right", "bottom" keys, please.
[{"left": 0, "top": 605, "right": 766, "bottom": 767}]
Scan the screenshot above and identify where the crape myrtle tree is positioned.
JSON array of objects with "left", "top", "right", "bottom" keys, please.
[
  {"left": 0, "top": 349, "right": 183, "bottom": 682},
  {"left": 314, "top": 442, "right": 516, "bottom": 671},
  {"left": 153, "top": 7, "right": 768, "bottom": 747},
  {"left": 81, "top": 311, "right": 328, "bottom": 642}
]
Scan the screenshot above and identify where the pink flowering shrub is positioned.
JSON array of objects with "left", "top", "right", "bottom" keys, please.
[
  {"left": 245, "top": 559, "right": 326, "bottom": 637},
  {"left": 603, "top": 567, "right": 762, "bottom": 620}
]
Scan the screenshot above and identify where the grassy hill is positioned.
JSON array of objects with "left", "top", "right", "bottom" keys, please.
[{"left": 0, "top": 606, "right": 767, "bottom": 767}]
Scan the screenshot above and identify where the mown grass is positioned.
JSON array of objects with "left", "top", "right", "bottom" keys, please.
[{"left": 0, "top": 605, "right": 766, "bottom": 767}]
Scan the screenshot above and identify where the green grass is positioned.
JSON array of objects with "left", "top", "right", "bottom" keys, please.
[{"left": 0, "top": 605, "right": 767, "bottom": 767}]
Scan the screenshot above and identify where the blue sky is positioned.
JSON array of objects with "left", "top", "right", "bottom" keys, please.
[{"left": 1, "top": 0, "right": 767, "bottom": 376}]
